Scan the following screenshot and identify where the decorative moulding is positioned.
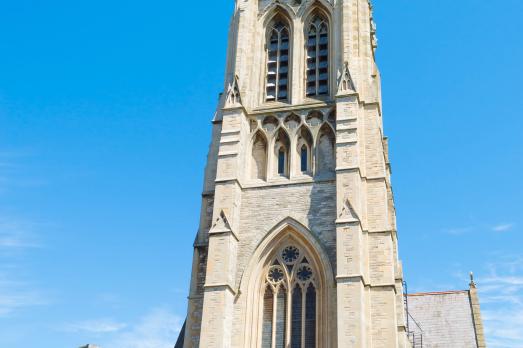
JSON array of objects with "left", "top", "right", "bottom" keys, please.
[
  {"left": 337, "top": 61, "right": 357, "bottom": 96},
  {"left": 336, "top": 198, "right": 360, "bottom": 224},
  {"left": 224, "top": 75, "right": 242, "bottom": 108},
  {"left": 209, "top": 210, "right": 238, "bottom": 240}
]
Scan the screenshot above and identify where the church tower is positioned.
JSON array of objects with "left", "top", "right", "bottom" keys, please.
[{"left": 181, "top": 0, "right": 408, "bottom": 347}]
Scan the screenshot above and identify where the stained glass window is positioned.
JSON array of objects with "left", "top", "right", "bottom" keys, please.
[
  {"left": 291, "top": 285, "right": 303, "bottom": 348},
  {"left": 282, "top": 246, "right": 300, "bottom": 264},
  {"left": 275, "top": 287, "right": 287, "bottom": 348},
  {"left": 305, "top": 284, "right": 316, "bottom": 348},
  {"left": 262, "top": 246, "right": 317, "bottom": 348},
  {"left": 262, "top": 286, "right": 274, "bottom": 348}
]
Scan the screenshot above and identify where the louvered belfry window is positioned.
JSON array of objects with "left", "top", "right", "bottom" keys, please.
[
  {"left": 266, "top": 20, "right": 290, "bottom": 102},
  {"left": 306, "top": 15, "right": 329, "bottom": 97},
  {"left": 261, "top": 246, "right": 317, "bottom": 348}
]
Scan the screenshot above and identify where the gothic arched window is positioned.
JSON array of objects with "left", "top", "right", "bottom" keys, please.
[
  {"left": 306, "top": 14, "right": 329, "bottom": 97},
  {"left": 300, "top": 145, "right": 308, "bottom": 172},
  {"left": 316, "top": 124, "right": 335, "bottom": 177},
  {"left": 261, "top": 245, "right": 317, "bottom": 348},
  {"left": 278, "top": 148, "right": 286, "bottom": 175},
  {"left": 274, "top": 128, "right": 290, "bottom": 178},
  {"left": 252, "top": 132, "right": 268, "bottom": 181},
  {"left": 266, "top": 19, "right": 291, "bottom": 102},
  {"left": 297, "top": 126, "right": 313, "bottom": 175}
]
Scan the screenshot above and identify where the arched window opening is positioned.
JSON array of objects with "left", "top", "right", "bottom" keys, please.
[
  {"left": 261, "top": 245, "right": 318, "bottom": 348},
  {"left": 275, "top": 129, "right": 290, "bottom": 177},
  {"left": 316, "top": 124, "right": 335, "bottom": 177},
  {"left": 278, "top": 148, "right": 286, "bottom": 175},
  {"left": 305, "top": 284, "right": 317, "bottom": 348},
  {"left": 262, "top": 286, "right": 274, "bottom": 348},
  {"left": 291, "top": 284, "right": 302, "bottom": 348},
  {"left": 275, "top": 286, "right": 287, "bottom": 348},
  {"left": 252, "top": 132, "right": 268, "bottom": 181},
  {"left": 267, "top": 18, "right": 291, "bottom": 102},
  {"left": 297, "top": 126, "right": 313, "bottom": 175},
  {"left": 306, "top": 14, "right": 329, "bottom": 97},
  {"left": 301, "top": 145, "right": 308, "bottom": 173}
]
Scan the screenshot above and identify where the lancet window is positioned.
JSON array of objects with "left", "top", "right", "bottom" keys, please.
[
  {"left": 266, "top": 19, "right": 291, "bottom": 102},
  {"left": 316, "top": 124, "right": 336, "bottom": 177},
  {"left": 274, "top": 129, "right": 290, "bottom": 177},
  {"left": 261, "top": 245, "right": 317, "bottom": 348},
  {"left": 300, "top": 145, "right": 308, "bottom": 172},
  {"left": 306, "top": 14, "right": 329, "bottom": 97},
  {"left": 297, "top": 126, "right": 313, "bottom": 175},
  {"left": 252, "top": 132, "right": 268, "bottom": 181}
]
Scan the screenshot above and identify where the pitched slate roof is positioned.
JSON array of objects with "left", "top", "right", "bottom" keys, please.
[
  {"left": 407, "top": 289, "right": 484, "bottom": 348},
  {"left": 174, "top": 320, "right": 186, "bottom": 348}
]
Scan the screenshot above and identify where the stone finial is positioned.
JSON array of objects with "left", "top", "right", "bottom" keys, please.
[
  {"left": 469, "top": 272, "right": 476, "bottom": 289},
  {"left": 225, "top": 75, "right": 242, "bottom": 107}
]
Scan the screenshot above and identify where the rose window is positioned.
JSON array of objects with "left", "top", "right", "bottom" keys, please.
[
  {"left": 297, "top": 264, "right": 313, "bottom": 282},
  {"left": 282, "top": 246, "right": 300, "bottom": 264},
  {"left": 268, "top": 266, "right": 285, "bottom": 283}
]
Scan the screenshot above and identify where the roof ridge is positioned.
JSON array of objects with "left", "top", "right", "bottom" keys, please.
[{"left": 408, "top": 290, "right": 469, "bottom": 296}]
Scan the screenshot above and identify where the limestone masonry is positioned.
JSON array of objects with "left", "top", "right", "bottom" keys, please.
[{"left": 175, "top": 1, "right": 486, "bottom": 347}]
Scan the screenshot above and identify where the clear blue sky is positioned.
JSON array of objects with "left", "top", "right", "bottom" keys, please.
[{"left": 0, "top": 0, "right": 521, "bottom": 347}]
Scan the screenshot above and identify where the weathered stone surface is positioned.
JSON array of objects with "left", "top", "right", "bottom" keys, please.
[{"left": 181, "top": 1, "right": 409, "bottom": 347}]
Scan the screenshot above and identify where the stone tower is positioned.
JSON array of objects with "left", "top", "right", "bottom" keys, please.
[{"left": 181, "top": 0, "right": 408, "bottom": 347}]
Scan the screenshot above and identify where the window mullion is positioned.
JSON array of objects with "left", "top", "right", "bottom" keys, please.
[
  {"left": 272, "top": 290, "right": 277, "bottom": 348},
  {"left": 286, "top": 285, "right": 293, "bottom": 347},
  {"left": 276, "top": 32, "right": 281, "bottom": 101},
  {"left": 301, "top": 285, "right": 306, "bottom": 348},
  {"left": 315, "top": 289, "right": 319, "bottom": 348},
  {"left": 315, "top": 28, "right": 320, "bottom": 95}
]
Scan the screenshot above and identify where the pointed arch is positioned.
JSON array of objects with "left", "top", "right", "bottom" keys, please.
[
  {"left": 298, "top": 0, "right": 334, "bottom": 20},
  {"left": 316, "top": 123, "right": 336, "bottom": 177},
  {"left": 260, "top": 3, "right": 295, "bottom": 27},
  {"left": 274, "top": 127, "right": 291, "bottom": 177},
  {"left": 303, "top": 4, "right": 332, "bottom": 99},
  {"left": 264, "top": 10, "right": 293, "bottom": 103},
  {"left": 296, "top": 125, "right": 313, "bottom": 174},
  {"left": 251, "top": 130, "right": 269, "bottom": 181},
  {"left": 240, "top": 218, "right": 335, "bottom": 348}
]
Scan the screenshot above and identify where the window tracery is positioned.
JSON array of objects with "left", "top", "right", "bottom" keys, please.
[
  {"left": 266, "top": 18, "right": 291, "bottom": 102},
  {"left": 249, "top": 112, "right": 335, "bottom": 181},
  {"left": 306, "top": 14, "right": 329, "bottom": 97},
  {"left": 261, "top": 245, "right": 317, "bottom": 348}
]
